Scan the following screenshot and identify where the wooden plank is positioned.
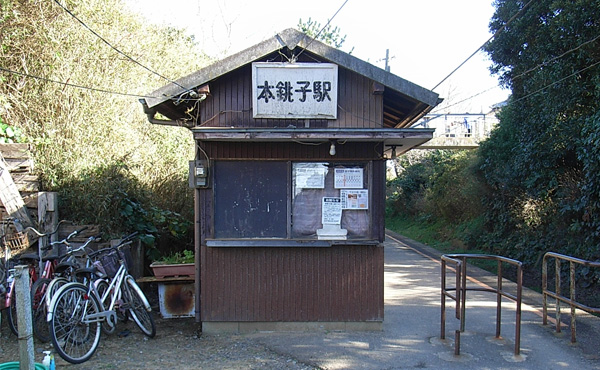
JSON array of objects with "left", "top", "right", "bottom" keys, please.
[
  {"left": 38, "top": 192, "right": 58, "bottom": 245},
  {"left": 137, "top": 276, "right": 194, "bottom": 283},
  {"left": 0, "top": 152, "right": 33, "bottom": 229},
  {"left": 0, "top": 143, "right": 31, "bottom": 159}
]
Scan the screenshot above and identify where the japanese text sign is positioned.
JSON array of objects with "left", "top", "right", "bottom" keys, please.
[{"left": 252, "top": 62, "right": 338, "bottom": 119}]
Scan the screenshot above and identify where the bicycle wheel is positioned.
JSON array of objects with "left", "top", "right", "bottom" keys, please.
[
  {"left": 7, "top": 283, "right": 18, "bottom": 336},
  {"left": 31, "top": 277, "right": 51, "bottom": 342},
  {"left": 0, "top": 259, "right": 5, "bottom": 289},
  {"left": 45, "top": 277, "right": 69, "bottom": 308},
  {"left": 122, "top": 276, "right": 155, "bottom": 338},
  {"left": 49, "top": 283, "right": 102, "bottom": 364}
]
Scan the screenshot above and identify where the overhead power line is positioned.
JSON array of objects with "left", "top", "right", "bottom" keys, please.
[
  {"left": 511, "top": 59, "right": 600, "bottom": 104},
  {"left": 431, "top": 0, "right": 534, "bottom": 90},
  {"left": 431, "top": 86, "right": 500, "bottom": 113},
  {"left": 295, "top": 0, "right": 350, "bottom": 61},
  {"left": 432, "top": 31, "right": 600, "bottom": 113},
  {"left": 52, "top": 0, "right": 189, "bottom": 94},
  {"left": 0, "top": 66, "right": 158, "bottom": 99}
]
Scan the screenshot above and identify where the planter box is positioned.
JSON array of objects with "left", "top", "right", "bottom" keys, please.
[{"left": 150, "top": 262, "right": 195, "bottom": 278}]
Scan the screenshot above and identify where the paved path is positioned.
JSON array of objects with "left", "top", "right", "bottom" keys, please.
[{"left": 248, "top": 232, "right": 600, "bottom": 369}]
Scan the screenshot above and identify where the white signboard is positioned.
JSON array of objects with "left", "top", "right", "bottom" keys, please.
[
  {"left": 322, "top": 197, "right": 343, "bottom": 225},
  {"left": 341, "top": 189, "right": 369, "bottom": 210},
  {"left": 334, "top": 168, "right": 363, "bottom": 189},
  {"left": 294, "top": 165, "right": 327, "bottom": 190},
  {"left": 252, "top": 62, "right": 338, "bottom": 119}
]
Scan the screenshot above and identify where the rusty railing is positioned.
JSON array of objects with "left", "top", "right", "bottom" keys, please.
[
  {"left": 542, "top": 252, "right": 600, "bottom": 343},
  {"left": 441, "top": 254, "right": 523, "bottom": 356}
]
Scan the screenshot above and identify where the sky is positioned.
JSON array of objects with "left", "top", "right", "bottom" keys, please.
[{"left": 126, "top": 0, "right": 510, "bottom": 114}]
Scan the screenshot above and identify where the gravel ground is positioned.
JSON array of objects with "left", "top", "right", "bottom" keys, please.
[{"left": 0, "top": 307, "right": 318, "bottom": 369}]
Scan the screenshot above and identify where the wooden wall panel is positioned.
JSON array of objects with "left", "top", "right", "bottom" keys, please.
[
  {"left": 202, "top": 141, "right": 383, "bottom": 161},
  {"left": 200, "top": 245, "right": 383, "bottom": 322},
  {"left": 198, "top": 63, "right": 383, "bottom": 129}
]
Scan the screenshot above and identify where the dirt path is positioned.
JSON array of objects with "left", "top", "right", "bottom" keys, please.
[{"left": 0, "top": 314, "right": 317, "bottom": 369}]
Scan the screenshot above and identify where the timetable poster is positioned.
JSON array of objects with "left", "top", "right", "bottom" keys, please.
[{"left": 334, "top": 168, "right": 363, "bottom": 188}]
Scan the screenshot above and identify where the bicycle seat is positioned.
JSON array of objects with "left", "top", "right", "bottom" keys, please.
[
  {"left": 15, "top": 253, "right": 40, "bottom": 262},
  {"left": 41, "top": 253, "right": 63, "bottom": 262},
  {"left": 54, "top": 260, "right": 79, "bottom": 275},
  {"left": 74, "top": 266, "right": 106, "bottom": 280}
]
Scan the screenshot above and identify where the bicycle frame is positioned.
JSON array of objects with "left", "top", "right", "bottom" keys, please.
[
  {"left": 46, "top": 245, "right": 148, "bottom": 328},
  {"left": 83, "top": 263, "right": 128, "bottom": 327}
]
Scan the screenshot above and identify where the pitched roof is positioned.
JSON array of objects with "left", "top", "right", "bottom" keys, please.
[{"left": 142, "top": 28, "right": 440, "bottom": 128}]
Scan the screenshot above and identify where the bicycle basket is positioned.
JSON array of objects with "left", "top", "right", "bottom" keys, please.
[
  {"left": 99, "top": 251, "right": 120, "bottom": 278},
  {"left": 6, "top": 232, "right": 28, "bottom": 251},
  {"left": 98, "top": 247, "right": 132, "bottom": 278},
  {"left": 119, "top": 244, "right": 133, "bottom": 271}
]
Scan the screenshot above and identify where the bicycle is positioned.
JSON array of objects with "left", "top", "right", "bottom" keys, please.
[
  {"left": 0, "top": 218, "right": 39, "bottom": 337},
  {"left": 47, "top": 232, "right": 155, "bottom": 364},
  {"left": 28, "top": 224, "right": 97, "bottom": 342}
]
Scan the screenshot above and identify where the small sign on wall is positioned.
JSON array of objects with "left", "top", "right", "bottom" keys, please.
[{"left": 252, "top": 62, "right": 338, "bottom": 119}]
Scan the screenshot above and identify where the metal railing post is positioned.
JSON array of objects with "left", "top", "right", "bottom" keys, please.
[
  {"left": 440, "top": 254, "right": 522, "bottom": 356},
  {"left": 542, "top": 252, "right": 600, "bottom": 343}
]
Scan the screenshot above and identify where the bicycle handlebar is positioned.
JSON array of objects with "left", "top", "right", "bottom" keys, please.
[
  {"left": 89, "top": 240, "right": 133, "bottom": 258},
  {"left": 68, "top": 234, "right": 102, "bottom": 254},
  {"left": 24, "top": 220, "right": 71, "bottom": 237}
]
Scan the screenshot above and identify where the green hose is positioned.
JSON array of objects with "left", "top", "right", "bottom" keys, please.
[{"left": 0, "top": 362, "right": 47, "bottom": 370}]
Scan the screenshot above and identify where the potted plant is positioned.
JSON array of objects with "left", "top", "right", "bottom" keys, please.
[{"left": 150, "top": 250, "right": 195, "bottom": 278}]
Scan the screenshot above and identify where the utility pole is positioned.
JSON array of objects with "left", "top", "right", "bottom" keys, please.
[{"left": 384, "top": 49, "right": 390, "bottom": 72}]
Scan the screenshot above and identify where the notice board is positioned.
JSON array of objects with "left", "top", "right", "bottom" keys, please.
[{"left": 214, "top": 161, "right": 288, "bottom": 238}]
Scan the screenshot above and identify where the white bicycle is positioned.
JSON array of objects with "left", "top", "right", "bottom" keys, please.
[{"left": 46, "top": 233, "right": 155, "bottom": 364}]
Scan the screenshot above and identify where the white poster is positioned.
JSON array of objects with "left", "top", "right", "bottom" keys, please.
[
  {"left": 322, "top": 197, "right": 343, "bottom": 225},
  {"left": 334, "top": 168, "right": 363, "bottom": 188},
  {"left": 295, "top": 166, "right": 326, "bottom": 189},
  {"left": 341, "top": 190, "right": 369, "bottom": 210}
]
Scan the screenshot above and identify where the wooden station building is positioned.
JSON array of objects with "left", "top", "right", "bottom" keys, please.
[{"left": 140, "top": 28, "right": 440, "bottom": 332}]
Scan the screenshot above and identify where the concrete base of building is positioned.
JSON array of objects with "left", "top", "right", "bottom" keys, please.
[{"left": 202, "top": 321, "right": 383, "bottom": 334}]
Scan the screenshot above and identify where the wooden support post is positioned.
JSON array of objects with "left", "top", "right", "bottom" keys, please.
[
  {"left": 15, "top": 265, "right": 35, "bottom": 369},
  {"left": 38, "top": 192, "right": 58, "bottom": 242},
  {"left": 37, "top": 192, "right": 58, "bottom": 262}
]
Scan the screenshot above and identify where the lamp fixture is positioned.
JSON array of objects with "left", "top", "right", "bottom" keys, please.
[{"left": 329, "top": 140, "right": 336, "bottom": 156}]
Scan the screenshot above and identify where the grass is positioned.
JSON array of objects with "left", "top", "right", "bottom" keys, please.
[{"left": 385, "top": 214, "right": 499, "bottom": 273}]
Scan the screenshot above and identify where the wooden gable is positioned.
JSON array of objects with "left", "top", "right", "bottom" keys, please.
[{"left": 194, "top": 53, "right": 384, "bottom": 130}]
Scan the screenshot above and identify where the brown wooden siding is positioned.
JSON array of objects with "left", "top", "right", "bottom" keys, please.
[
  {"left": 202, "top": 141, "right": 383, "bottom": 161},
  {"left": 199, "top": 142, "right": 385, "bottom": 322},
  {"left": 200, "top": 245, "right": 383, "bottom": 322},
  {"left": 198, "top": 63, "right": 383, "bottom": 129},
  {"left": 196, "top": 54, "right": 388, "bottom": 323}
]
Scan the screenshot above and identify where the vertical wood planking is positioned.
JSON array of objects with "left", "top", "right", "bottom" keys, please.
[
  {"left": 201, "top": 245, "right": 384, "bottom": 321},
  {"left": 198, "top": 62, "right": 383, "bottom": 129}
]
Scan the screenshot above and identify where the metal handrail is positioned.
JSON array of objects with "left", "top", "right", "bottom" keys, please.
[
  {"left": 441, "top": 253, "right": 523, "bottom": 356},
  {"left": 542, "top": 252, "right": 600, "bottom": 343}
]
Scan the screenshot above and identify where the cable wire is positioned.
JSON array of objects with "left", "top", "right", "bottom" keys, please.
[
  {"left": 431, "top": 0, "right": 534, "bottom": 90},
  {"left": 432, "top": 31, "right": 600, "bottom": 113},
  {"left": 52, "top": 0, "right": 188, "bottom": 93},
  {"left": 0, "top": 66, "right": 158, "bottom": 99},
  {"left": 510, "top": 32, "right": 600, "bottom": 82},
  {"left": 511, "top": 59, "right": 600, "bottom": 104},
  {"left": 431, "top": 86, "right": 500, "bottom": 113},
  {"left": 294, "top": 0, "right": 349, "bottom": 61}
]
